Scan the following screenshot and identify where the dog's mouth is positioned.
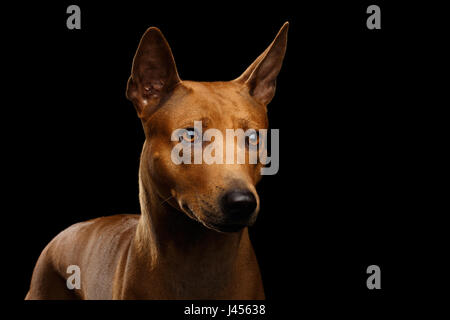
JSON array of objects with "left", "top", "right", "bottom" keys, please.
[
  {"left": 204, "top": 221, "right": 248, "bottom": 233},
  {"left": 181, "top": 203, "right": 198, "bottom": 221},
  {"left": 181, "top": 203, "right": 249, "bottom": 233}
]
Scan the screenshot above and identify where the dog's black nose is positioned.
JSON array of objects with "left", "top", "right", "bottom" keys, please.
[{"left": 221, "top": 190, "right": 257, "bottom": 217}]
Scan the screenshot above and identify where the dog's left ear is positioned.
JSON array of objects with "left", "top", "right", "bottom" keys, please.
[
  {"left": 126, "top": 27, "right": 181, "bottom": 119},
  {"left": 234, "top": 22, "right": 288, "bottom": 106}
]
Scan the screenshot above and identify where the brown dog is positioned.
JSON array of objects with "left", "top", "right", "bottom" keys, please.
[{"left": 25, "top": 22, "right": 288, "bottom": 299}]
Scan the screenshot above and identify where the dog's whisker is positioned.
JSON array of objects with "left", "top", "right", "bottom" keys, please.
[{"left": 159, "top": 195, "right": 174, "bottom": 206}]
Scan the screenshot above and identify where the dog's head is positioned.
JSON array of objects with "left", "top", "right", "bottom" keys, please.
[{"left": 126, "top": 23, "right": 288, "bottom": 232}]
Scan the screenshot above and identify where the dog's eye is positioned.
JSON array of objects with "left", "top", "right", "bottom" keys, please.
[
  {"left": 246, "top": 132, "right": 259, "bottom": 147},
  {"left": 180, "top": 128, "right": 197, "bottom": 143}
]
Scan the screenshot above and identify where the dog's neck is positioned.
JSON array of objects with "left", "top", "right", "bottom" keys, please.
[
  {"left": 118, "top": 144, "right": 262, "bottom": 299},
  {"left": 133, "top": 142, "right": 248, "bottom": 270}
]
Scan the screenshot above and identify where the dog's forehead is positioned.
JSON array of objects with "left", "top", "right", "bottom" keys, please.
[
  {"left": 181, "top": 81, "right": 255, "bottom": 108},
  {"left": 152, "top": 81, "right": 268, "bottom": 129}
]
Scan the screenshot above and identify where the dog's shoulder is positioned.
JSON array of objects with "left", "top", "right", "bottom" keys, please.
[{"left": 44, "top": 214, "right": 139, "bottom": 268}]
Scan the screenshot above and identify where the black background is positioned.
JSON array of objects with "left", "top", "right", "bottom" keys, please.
[{"left": 9, "top": 0, "right": 444, "bottom": 317}]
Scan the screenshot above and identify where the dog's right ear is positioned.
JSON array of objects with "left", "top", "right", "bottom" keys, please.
[{"left": 126, "top": 27, "right": 181, "bottom": 119}]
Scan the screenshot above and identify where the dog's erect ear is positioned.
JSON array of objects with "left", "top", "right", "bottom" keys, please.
[
  {"left": 234, "top": 22, "right": 288, "bottom": 106},
  {"left": 126, "top": 27, "right": 181, "bottom": 119}
]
